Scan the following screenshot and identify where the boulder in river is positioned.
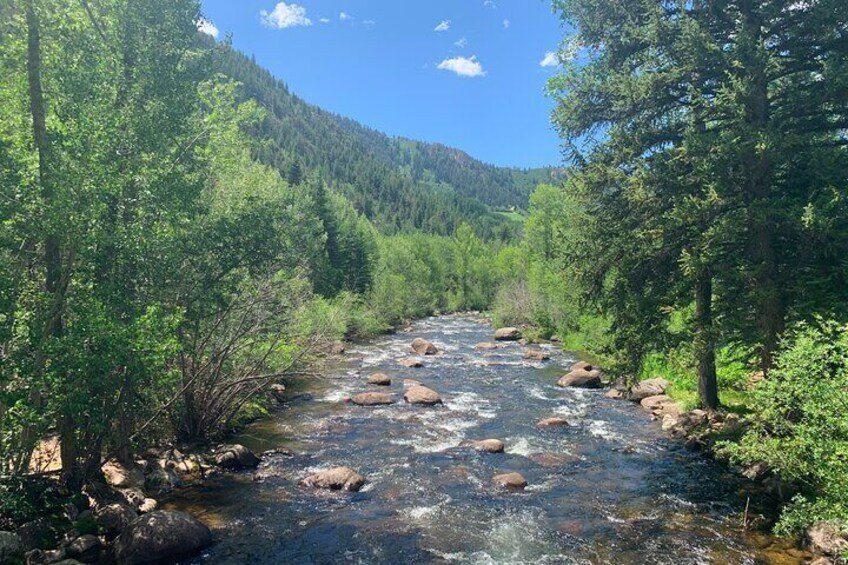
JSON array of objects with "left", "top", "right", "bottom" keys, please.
[
  {"left": 524, "top": 348, "right": 551, "bottom": 361},
  {"left": 300, "top": 467, "right": 365, "bottom": 492},
  {"left": 475, "top": 342, "right": 500, "bottom": 351},
  {"left": 570, "top": 361, "right": 594, "bottom": 372},
  {"left": 113, "top": 511, "right": 212, "bottom": 565},
  {"left": 270, "top": 383, "right": 286, "bottom": 403},
  {"left": 399, "top": 358, "right": 423, "bottom": 368},
  {"left": 350, "top": 392, "right": 395, "bottom": 406},
  {"left": 557, "top": 369, "right": 603, "bottom": 389},
  {"left": 605, "top": 389, "right": 625, "bottom": 399},
  {"left": 367, "top": 373, "right": 392, "bottom": 386},
  {"left": 411, "top": 338, "right": 438, "bottom": 356},
  {"left": 628, "top": 378, "right": 671, "bottom": 401},
  {"left": 0, "top": 532, "right": 23, "bottom": 564},
  {"left": 214, "top": 444, "right": 260, "bottom": 470},
  {"left": 95, "top": 502, "right": 138, "bottom": 537},
  {"left": 537, "top": 416, "right": 570, "bottom": 428},
  {"left": 403, "top": 385, "right": 442, "bottom": 406},
  {"left": 494, "top": 327, "right": 522, "bottom": 341},
  {"left": 102, "top": 460, "right": 145, "bottom": 489},
  {"left": 472, "top": 439, "right": 505, "bottom": 453},
  {"left": 492, "top": 472, "right": 527, "bottom": 489}
]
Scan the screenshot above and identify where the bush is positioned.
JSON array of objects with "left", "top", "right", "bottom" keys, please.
[{"left": 722, "top": 319, "right": 848, "bottom": 534}]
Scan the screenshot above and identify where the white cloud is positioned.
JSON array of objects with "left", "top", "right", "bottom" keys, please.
[
  {"left": 260, "top": 2, "right": 312, "bottom": 29},
  {"left": 434, "top": 20, "right": 451, "bottom": 32},
  {"left": 319, "top": 17, "right": 330, "bottom": 23},
  {"left": 339, "top": 12, "right": 351, "bottom": 21},
  {"left": 196, "top": 18, "right": 219, "bottom": 38},
  {"left": 540, "top": 51, "right": 559, "bottom": 67},
  {"left": 483, "top": 0, "right": 497, "bottom": 7},
  {"left": 503, "top": 19, "right": 510, "bottom": 29},
  {"left": 363, "top": 19, "right": 376, "bottom": 26},
  {"left": 454, "top": 37, "right": 468, "bottom": 48},
  {"left": 437, "top": 55, "right": 486, "bottom": 78}
]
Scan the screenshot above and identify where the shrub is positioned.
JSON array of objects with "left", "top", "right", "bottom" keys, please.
[{"left": 722, "top": 319, "right": 848, "bottom": 534}]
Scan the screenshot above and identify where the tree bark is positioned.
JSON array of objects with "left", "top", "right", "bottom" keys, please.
[{"left": 695, "top": 273, "right": 719, "bottom": 410}]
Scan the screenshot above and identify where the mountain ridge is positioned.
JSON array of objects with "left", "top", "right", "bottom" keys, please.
[{"left": 210, "top": 39, "right": 563, "bottom": 236}]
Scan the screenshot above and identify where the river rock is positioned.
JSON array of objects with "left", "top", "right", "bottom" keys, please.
[
  {"left": 628, "top": 378, "right": 671, "bottom": 401},
  {"left": 65, "top": 534, "right": 100, "bottom": 562},
  {"left": 113, "top": 511, "right": 212, "bottom": 565},
  {"left": 403, "top": 385, "right": 442, "bottom": 405},
  {"left": 492, "top": 472, "right": 527, "bottom": 489},
  {"left": 475, "top": 342, "right": 500, "bottom": 351},
  {"left": 537, "top": 416, "right": 570, "bottom": 427},
  {"left": 605, "top": 389, "right": 625, "bottom": 399},
  {"left": 300, "top": 467, "right": 365, "bottom": 492},
  {"left": 350, "top": 392, "right": 395, "bottom": 406},
  {"left": 16, "top": 518, "right": 55, "bottom": 551},
  {"left": 570, "top": 361, "right": 594, "bottom": 372},
  {"left": 494, "top": 327, "right": 521, "bottom": 341},
  {"left": 102, "top": 460, "right": 145, "bottom": 489},
  {"left": 557, "top": 369, "right": 602, "bottom": 389},
  {"left": 0, "top": 531, "right": 23, "bottom": 563},
  {"left": 807, "top": 522, "right": 848, "bottom": 557},
  {"left": 270, "top": 383, "right": 286, "bottom": 403},
  {"left": 329, "top": 342, "right": 346, "bottom": 355},
  {"left": 472, "top": 439, "right": 505, "bottom": 453},
  {"left": 411, "top": 338, "right": 438, "bottom": 356},
  {"left": 95, "top": 503, "right": 138, "bottom": 537},
  {"left": 640, "top": 395, "right": 680, "bottom": 417},
  {"left": 399, "top": 358, "right": 423, "bottom": 368},
  {"left": 367, "top": 373, "right": 392, "bottom": 386},
  {"left": 524, "top": 348, "right": 550, "bottom": 361},
  {"left": 214, "top": 444, "right": 260, "bottom": 470}
]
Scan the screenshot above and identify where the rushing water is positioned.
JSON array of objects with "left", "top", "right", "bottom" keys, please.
[{"left": 166, "top": 314, "right": 806, "bottom": 564}]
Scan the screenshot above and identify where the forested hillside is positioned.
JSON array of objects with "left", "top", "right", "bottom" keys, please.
[{"left": 209, "top": 38, "right": 555, "bottom": 236}]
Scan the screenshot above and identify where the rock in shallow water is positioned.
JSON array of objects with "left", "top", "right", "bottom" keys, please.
[
  {"left": 492, "top": 472, "right": 527, "bottom": 489},
  {"left": 214, "top": 444, "right": 260, "bottom": 470},
  {"left": 494, "top": 327, "right": 522, "bottom": 341},
  {"left": 472, "top": 439, "right": 505, "bottom": 453},
  {"left": 300, "top": 467, "right": 365, "bottom": 492},
  {"left": 537, "top": 416, "right": 570, "bottom": 428},
  {"left": 399, "top": 358, "right": 423, "bottom": 368},
  {"left": 557, "top": 369, "right": 602, "bottom": 389},
  {"left": 113, "top": 511, "right": 212, "bottom": 565},
  {"left": 350, "top": 392, "right": 395, "bottom": 406},
  {"left": 367, "top": 373, "right": 392, "bottom": 386},
  {"left": 524, "top": 348, "right": 551, "bottom": 361},
  {"left": 411, "top": 338, "right": 438, "bottom": 356},
  {"left": 403, "top": 385, "right": 442, "bottom": 405}
]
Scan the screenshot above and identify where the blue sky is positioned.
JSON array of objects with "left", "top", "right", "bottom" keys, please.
[{"left": 198, "top": 1, "right": 568, "bottom": 169}]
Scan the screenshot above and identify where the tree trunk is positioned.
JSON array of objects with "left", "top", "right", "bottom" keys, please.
[
  {"left": 739, "top": 0, "right": 784, "bottom": 376},
  {"left": 26, "top": 0, "right": 83, "bottom": 486},
  {"left": 695, "top": 273, "right": 719, "bottom": 410}
]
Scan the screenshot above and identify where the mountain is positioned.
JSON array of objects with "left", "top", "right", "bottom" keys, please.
[{"left": 209, "top": 41, "right": 560, "bottom": 237}]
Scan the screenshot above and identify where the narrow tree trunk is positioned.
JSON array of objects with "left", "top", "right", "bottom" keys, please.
[
  {"left": 739, "top": 0, "right": 784, "bottom": 376},
  {"left": 27, "top": 0, "right": 83, "bottom": 486},
  {"left": 695, "top": 273, "right": 719, "bottom": 410}
]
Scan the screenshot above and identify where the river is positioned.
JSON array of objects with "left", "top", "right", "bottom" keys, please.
[{"left": 165, "top": 314, "right": 805, "bottom": 564}]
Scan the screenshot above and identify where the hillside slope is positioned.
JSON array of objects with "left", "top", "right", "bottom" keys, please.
[{"left": 211, "top": 42, "right": 559, "bottom": 236}]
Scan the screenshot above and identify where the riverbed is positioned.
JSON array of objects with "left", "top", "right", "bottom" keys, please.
[{"left": 166, "top": 314, "right": 805, "bottom": 564}]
